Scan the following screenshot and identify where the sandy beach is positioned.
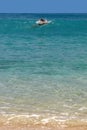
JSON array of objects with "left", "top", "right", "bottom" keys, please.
[{"left": 0, "top": 126, "right": 87, "bottom": 130}]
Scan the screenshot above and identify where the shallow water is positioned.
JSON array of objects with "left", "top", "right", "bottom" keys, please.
[{"left": 0, "top": 13, "right": 87, "bottom": 127}]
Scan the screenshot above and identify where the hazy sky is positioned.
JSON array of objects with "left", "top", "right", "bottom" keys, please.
[{"left": 0, "top": 0, "right": 87, "bottom": 13}]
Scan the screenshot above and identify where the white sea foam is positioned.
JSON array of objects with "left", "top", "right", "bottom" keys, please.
[
  {"left": 60, "top": 113, "right": 69, "bottom": 116},
  {"left": 81, "top": 119, "right": 87, "bottom": 122},
  {"left": 79, "top": 107, "right": 87, "bottom": 111},
  {"left": 29, "top": 114, "right": 40, "bottom": 118},
  {"left": 63, "top": 104, "right": 72, "bottom": 108},
  {"left": 4, "top": 114, "right": 40, "bottom": 125}
]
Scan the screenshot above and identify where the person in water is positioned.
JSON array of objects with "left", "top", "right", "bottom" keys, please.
[
  {"left": 40, "top": 18, "right": 45, "bottom": 22},
  {"left": 38, "top": 18, "right": 48, "bottom": 25}
]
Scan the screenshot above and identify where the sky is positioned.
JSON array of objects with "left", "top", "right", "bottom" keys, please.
[{"left": 0, "top": 0, "right": 87, "bottom": 13}]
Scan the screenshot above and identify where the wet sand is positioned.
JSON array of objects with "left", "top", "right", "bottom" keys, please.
[
  {"left": 0, "top": 126, "right": 87, "bottom": 130},
  {"left": 0, "top": 115, "right": 87, "bottom": 130}
]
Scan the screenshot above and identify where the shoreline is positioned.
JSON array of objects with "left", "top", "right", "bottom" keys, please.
[{"left": 0, "top": 114, "right": 87, "bottom": 130}]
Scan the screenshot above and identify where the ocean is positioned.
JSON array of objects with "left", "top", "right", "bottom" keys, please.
[{"left": 0, "top": 13, "right": 87, "bottom": 128}]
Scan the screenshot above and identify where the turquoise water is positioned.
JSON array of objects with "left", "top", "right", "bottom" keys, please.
[{"left": 0, "top": 13, "right": 87, "bottom": 127}]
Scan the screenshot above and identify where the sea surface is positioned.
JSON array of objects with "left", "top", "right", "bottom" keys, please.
[{"left": 0, "top": 13, "right": 87, "bottom": 128}]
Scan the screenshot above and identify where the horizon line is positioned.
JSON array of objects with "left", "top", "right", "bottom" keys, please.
[{"left": 0, "top": 12, "right": 87, "bottom": 14}]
